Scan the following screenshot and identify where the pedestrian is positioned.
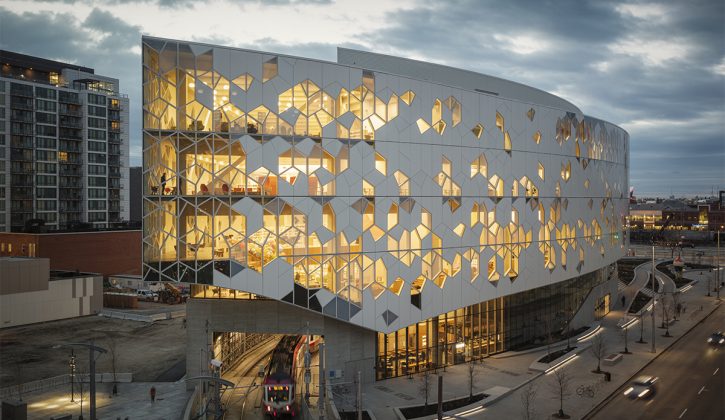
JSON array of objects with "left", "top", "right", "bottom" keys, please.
[
  {"left": 150, "top": 386, "right": 156, "bottom": 402},
  {"left": 160, "top": 173, "right": 167, "bottom": 195},
  {"left": 621, "top": 295, "right": 626, "bottom": 307},
  {"left": 683, "top": 303, "right": 687, "bottom": 313}
]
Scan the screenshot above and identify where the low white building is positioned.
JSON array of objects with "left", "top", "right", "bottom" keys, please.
[{"left": 0, "top": 257, "right": 102, "bottom": 328}]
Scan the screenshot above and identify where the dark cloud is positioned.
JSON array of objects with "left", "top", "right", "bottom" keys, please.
[
  {"left": 0, "top": 6, "right": 143, "bottom": 162},
  {"left": 30, "top": 0, "right": 197, "bottom": 8},
  {"left": 361, "top": 0, "right": 725, "bottom": 197},
  {"left": 1, "top": 0, "right": 722, "bottom": 197}
]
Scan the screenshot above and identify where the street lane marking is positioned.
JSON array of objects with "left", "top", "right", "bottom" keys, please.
[
  {"left": 714, "top": 368, "right": 719, "bottom": 376},
  {"left": 698, "top": 386, "right": 706, "bottom": 395},
  {"left": 679, "top": 408, "right": 688, "bottom": 418}
]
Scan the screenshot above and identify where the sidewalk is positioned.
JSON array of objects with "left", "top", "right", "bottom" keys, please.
[
  {"left": 361, "top": 267, "right": 722, "bottom": 420},
  {"left": 14, "top": 380, "right": 190, "bottom": 420}
]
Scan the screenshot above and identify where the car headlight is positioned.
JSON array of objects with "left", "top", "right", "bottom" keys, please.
[
  {"left": 624, "top": 387, "right": 634, "bottom": 395},
  {"left": 708, "top": 338, "right": 713, "bottom": 342},
  {"left": 638, "top": 389, "right": 650, "bottom": 398},
  {"left": 719, "top": 338, "right": 724, "bottom": 344}
]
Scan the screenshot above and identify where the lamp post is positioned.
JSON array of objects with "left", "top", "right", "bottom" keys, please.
[
  {"left": 69, "top": 350, "right": 76, "bottom": 402},
  {"left": 717, "top": 226, "right": 722, "bottom": 300},
  {"left": 651, "top": 245, "right": 656, "bottom": 353},
  {"left": 54, "top": 342, "right": 107, "bottom": 420}
]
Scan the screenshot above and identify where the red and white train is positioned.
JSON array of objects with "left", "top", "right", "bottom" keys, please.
[{"left": 262, "top": 335, "right": 304, "bottom": 417}]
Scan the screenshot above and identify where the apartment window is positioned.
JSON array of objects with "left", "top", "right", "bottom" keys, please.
[
  {"left": 88, "top": 117, "right": 106, "bottom": 129},
  {"left": 58, "top": 151, "right": 68, "bottom": 162},
  {"left": 36, "top": 162, "right": 57, "bottom": 173},
  {"left": 36, "top": 137, "right": 57, "bottom": 149},
  {"left": 88, "top": 212, "right": 106, "bottom": 222},
  {"left": 88, "top": 153, "right": 106, "bottom": 164},
  {"left": 88, "top": 164, "right": 106, "bottom": 175},
  {"left": 88, "top": 200, "right": 106, "bottom": 210},
  {"left": 35, "top": 150, "right": 57, "bottom": 161},
  {"left": 49, "top": 72, "right": 60, "bottom": 86},
  {"left": 36, "top": 200, "right": 57, "bottom": 211},
  {"left": 37, "top": 187, "right": 57, "bottom": 198},
  {"left": 88, "top": 105, "right": 106, "bottom": 117},
  {"left": 88, "top": 129, "right": 106, "bottom": 140},
  {"left": 59, "top": 91, "right": 79, "bottom": 103},
  {"left": 36, "top": 175, "right": 57, "bottom": 186},
  {"left": 35, "top": 99, "right": 57, "bottom": 112},
  {"left": 88, "top": 93, "right": 106, "bottom": 105},
  {"left": 36, "top": 112, "right": 57, "bottom": 125},
  {"left": 88, "top": 177, "right": 106, "bottom": 187},
  {"left": 88, "top": 188, "right": 106, "bottom": 198},
  {"left": 88, "top": 141, "right": 106, "bottom": 152},
  {"left": 35, "top": 87, "right": 57, "bottom": 100}
]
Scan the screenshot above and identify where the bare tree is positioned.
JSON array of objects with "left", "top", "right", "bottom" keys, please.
[
  {"left": 662, "top": 296, "right": 673, "bottom": 337},
  {"left": 520, "top": 382, "right": 537, "bottom": 420},
  {"left": 106, "top": 335, "right": 119, "bottom": 395},
  {"left": 589, "top": 333, "right": 607, "bottom": 373},
  {"left": 549, "top": 367, "right": 572, "bottom": 419},
  {"left": 418, "top": 370, "right": 433, "bottom": 408},
  {"left": 467, "top": 362, "right": 478, "bottom": 400},
  {"left": 671, "top": 292, "right": 681, "bottom": 321},
  {"left": 76, "top": 367, "right": 88, "bottom": 420},
  {"left": 14, "top": 363, "right": 24, "bottom": 401}
]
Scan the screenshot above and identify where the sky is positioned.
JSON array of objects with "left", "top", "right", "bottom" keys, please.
[{"left": 0, "top": 0, "right": 723, "bottom": 197}]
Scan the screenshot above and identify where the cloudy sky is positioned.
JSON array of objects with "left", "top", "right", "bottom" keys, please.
[{"left": 1, "top": 0, "right": 723, "bottom": 197}]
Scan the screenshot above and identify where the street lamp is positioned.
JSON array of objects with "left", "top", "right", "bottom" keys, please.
[
  {"left": 69, "top": 350, "right": 76, "bottom": 402},
  {"left": 54, "top": 342, "right": 107, "bottom": 420},
  {"left": 651, "top": 245, "right": 656, "bottom": 353},
  {"left": 715, "top": 226, "right": 723, "bottom": 300}
]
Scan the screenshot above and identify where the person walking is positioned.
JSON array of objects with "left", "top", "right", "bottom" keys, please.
[{"left": 150, "top": 386, "right": 156, "bottom": 402}]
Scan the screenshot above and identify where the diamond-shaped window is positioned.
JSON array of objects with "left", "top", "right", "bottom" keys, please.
[{"left": 472, "top": 123, "right": 483, "bottom": 139}]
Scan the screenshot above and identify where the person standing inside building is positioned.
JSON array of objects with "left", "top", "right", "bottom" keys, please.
[{"left": 160, "top": 173, "right": 167, "bottom": 195}]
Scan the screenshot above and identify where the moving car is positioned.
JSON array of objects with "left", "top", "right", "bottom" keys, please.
[
  {"left": 623, "top": 375, "right": 657, "bottom": 399},
  {"left": 707, "top": 331, "right": 724, "bottom": 346}
]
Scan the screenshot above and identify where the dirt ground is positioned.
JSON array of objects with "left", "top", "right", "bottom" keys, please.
[{"left": 0, "top": 310, "right": 187, "bottom": 388}]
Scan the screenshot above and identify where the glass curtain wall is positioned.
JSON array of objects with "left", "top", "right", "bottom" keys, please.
[{"left": 375, "top": 265, "right": 611, "bottom": 380}]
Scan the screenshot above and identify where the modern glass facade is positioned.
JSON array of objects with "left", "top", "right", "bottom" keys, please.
[
  {"left": 376, "top": 263, "right": 612, "bottom": 379},
  {"left": 142, "top": 36, "right": 629, "bottom": 366}
]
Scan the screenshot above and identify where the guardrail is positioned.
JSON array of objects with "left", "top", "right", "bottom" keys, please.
[
  {"left": 0, "top": 373, "right": 132, "bottom": 400},
  {"left": 99, "top": 309, "right": 186, "bottom": 323}
]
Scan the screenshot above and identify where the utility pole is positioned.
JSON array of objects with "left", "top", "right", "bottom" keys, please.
[
  {"left": 356, "top": 371, "right": 362, "bottom": 420},
  {"left": 651, "top": 246, "right": 656, "bottom": 353},
  {"left": 717, "top": 227, "right": 721, "bottom": 300},
  {"left": 318, "top": 343, "right": 326, "bottom": 420},
  {"left": 437, "top": 375, "right": 443, "bottom": 420},
  {"left": 305, "top": 323, "right": 311, "bottom": 404}
]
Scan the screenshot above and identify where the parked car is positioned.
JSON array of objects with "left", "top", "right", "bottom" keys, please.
[
  {"left": 707, "top": 331, "right": 724, "bottom": 346},
  {"left": 136, "top": 289, "right": 158, "bottom": 302},
  {"left": 623, "top": 375, "right": 657, "bottom": 399}
]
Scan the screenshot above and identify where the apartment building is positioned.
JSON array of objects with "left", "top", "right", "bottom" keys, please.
[{"left": 0, "top": 50, "right": 129, "bottom": 231}]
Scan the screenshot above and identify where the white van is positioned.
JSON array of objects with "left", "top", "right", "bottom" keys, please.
[{"left": 137, "top": 289, "right": 158, "bottom": 302}]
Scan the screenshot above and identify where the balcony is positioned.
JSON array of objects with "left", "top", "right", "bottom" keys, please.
[
  {"left": 60, "top": 167, "right": 82, "bottom": 177},
  {"left": 59, "top": 118, "right": 83, "bottom": 129}
]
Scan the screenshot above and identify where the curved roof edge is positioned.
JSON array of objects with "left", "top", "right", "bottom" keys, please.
[{"left": 338, "top": 47, "right": 582, "bottom": 114}]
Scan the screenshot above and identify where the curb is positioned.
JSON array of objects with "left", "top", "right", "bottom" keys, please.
[{"left": 581, "top": 301, "right": 722, "bottom": 420}]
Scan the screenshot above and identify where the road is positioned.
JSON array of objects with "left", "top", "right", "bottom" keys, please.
[{"left": 591, "top": 304, "right": 724, "bottom": 420}]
